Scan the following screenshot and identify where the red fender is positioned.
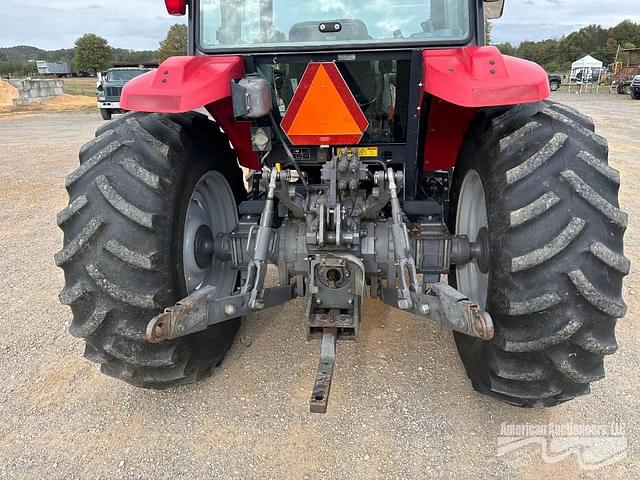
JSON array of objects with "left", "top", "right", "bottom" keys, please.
[
  {"left": 422, "top": 47, "right": 550, "bottom": 171},
  {"left": 422, "top": 46, "right": 550, "bottom": 108},
  {"left": 423, "top": 100, "right": 477, "bottom": 172},
  {"left": 121, "top": 56, "right": 258, "bottom": 169}
]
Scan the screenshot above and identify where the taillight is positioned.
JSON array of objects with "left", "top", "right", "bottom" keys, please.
[{"left": 164, "top": 0, "right": 187, "bottom": 16}]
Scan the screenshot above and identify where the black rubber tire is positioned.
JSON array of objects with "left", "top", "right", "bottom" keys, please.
[
  {"left": 449, "top": 100, "right": 629, "bottom": 407},
  {"left": 56, "top": 111, "right": 246, "bottom": 388},
  {"left": 100, "top": 109, "right": 112, "bottom": 121},
  {"left": 550, "top": 81, "right": 560, "bottom": 92}
]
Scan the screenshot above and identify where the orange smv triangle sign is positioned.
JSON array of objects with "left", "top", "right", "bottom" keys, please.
[{"left": 281, "top": 62, "right": 369, "bottom": 145}]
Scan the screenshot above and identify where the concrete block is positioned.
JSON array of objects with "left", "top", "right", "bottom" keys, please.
[{"left": 10, "top": 78, "right": 65, "bottom": 104}]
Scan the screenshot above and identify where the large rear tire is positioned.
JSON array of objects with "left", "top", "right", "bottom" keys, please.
[
  {"left": 450, "top": 101, "right": 629, "bottom": 407},
  {"left": 56, "top": 112, "right": 246, "bottom": 388}
]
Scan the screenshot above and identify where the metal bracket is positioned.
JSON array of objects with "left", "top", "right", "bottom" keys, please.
[
  {"left": 243, "top": 168, "right": 278, "bottom": 309},
  {"left": 305, "top": 253, "right": 365, "bottom": 340},
  {"left": 381, "top": 282, "right": 494, "bottom": 340},
  {"left": 387, "top": 167, "right": 419, "bottom": 310},
  {"left": 275, "top": 171, "right": 305, "bottom": 218},
  {"left": 428, "top": 283, "right": 494, "bottom": 339},
  {"left": 310, "top": 327, "right": 337, "bottom": 413},
  {"left": 146, "top": 284, "right": 295, "bottom": 343}
]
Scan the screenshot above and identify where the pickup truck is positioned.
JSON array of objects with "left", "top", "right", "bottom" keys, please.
[
  {"left": 97, "top": 67, "right": 152, "bottom": 120},
  {"left": 548, "top": 74, "right": 562, "bottom": 91}
]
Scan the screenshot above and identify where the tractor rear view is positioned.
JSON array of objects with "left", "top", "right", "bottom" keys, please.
[{"left": 56, "top": 0, "right": 628, "bottom": 411}]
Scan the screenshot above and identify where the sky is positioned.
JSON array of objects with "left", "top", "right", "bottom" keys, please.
[
  {"left": 0, "top": 0, "right": 639, "bottom": 50},
  {"left": 492, "top": 0, "right": 640, "bottom": 44}
]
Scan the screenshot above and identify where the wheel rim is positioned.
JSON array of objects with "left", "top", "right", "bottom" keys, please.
[
  {"left": 455, "top": 169, "right": 489, "bottom": 309},
  {"left": 183, "top": 170, "right": 238, "bottom": 294}
]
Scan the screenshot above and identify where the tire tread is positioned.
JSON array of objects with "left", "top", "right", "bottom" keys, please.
[
  {"left": 451, "top": 100, "right": 628, "bottom": 407},
  {"left": 57, "top": 111, "right": 243, "bottom": 388}
]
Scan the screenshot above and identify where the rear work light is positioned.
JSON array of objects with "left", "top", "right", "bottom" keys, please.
[{"left": 165, "top": 0, "right": 187, "bottom": 15}]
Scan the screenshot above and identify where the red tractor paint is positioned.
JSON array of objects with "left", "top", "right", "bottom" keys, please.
[
  {"left": 421, "top": 46, "right": 550, "bottom": 171},
  {"left": 422, "top": 46, "right": 550, "bottom": 108},
  {"left": 206, "top": 99, "right": 259, "bottom": 170},
  {"left": 121, "top": 56, "right": 243, "bottom": 112},
  {"left": 164, "top": 0, "right": 187, "bottom": 15},
  {"left": 121, "top": 56, "right": 258, "bottom": 169},
  {"left": 423, "top": 100, "right": 477, "bottom": 172},
  {"left": 120, "top": 47, "right": 551, "bottom": 172}
]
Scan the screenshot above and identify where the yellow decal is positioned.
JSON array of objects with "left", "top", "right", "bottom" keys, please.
[{"left": 336, "top": 147, "right": 378, "bottom": 158}]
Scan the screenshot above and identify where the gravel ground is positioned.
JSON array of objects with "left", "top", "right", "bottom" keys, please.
[{"left": 0, "top": 93, "right": 638, "bottom": 479}]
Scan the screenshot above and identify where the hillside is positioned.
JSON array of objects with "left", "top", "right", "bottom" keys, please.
[
  {"left": 0, "top": 45, "right": 74, "bottom": 63},
  {"left": 0, "top": 44, "right": 158, "bottom": 76}
]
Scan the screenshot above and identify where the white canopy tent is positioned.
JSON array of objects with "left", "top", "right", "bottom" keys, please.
[{"left": 571, "top": 55, "right": 604, "bottom": 83}]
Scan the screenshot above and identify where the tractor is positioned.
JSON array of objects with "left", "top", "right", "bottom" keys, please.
[{"left": 56, "top": 0, "right": 628, "bottom": 412}]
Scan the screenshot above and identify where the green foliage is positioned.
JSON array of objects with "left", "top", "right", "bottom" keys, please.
[
  {"left": 158, "top": 24, "right": 188, "bottom": 62},
  {"left": 609, "top": 20, "right": 640, "bottom": 46},
  {"left": 112, "top": 48, "right": 158, "bottom": 65},
  {"left": 0, "top": 45, "right": 46, "bottom": 63},
  {"left": 73, "top": 34, "right": 113, "bottom": 73},
  {"left": 0, "top": 60, "right": 37, "bottom": 77},
  {"left": 485, "top": 20, "right": 492, "bottom": 44},
  {"left": 497, "top": 21, "right": 640, "bottom": 73}
]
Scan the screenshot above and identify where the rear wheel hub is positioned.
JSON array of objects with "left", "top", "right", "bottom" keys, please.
[
  {"left": 455, "top": 169, "right": 489, "bottom": 309},
  {"left": 183, "top": 170, "right": 238, "bottom": 294},
  {"left": 194, "top": 225, "right": 215, "bottom": 269}
]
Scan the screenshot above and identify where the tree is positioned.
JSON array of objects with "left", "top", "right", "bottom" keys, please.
[
  {"left": 158, "top": 24, "right": 188, "bottom": 62},
  {"left": 73, "top": 34, "right": 112, "bottom": 73},
  {"left": 609, "top": 20, "right": 640, "bottom": 47},
  {"left": 485, "top": 20, "right": 492, "bottom": 44},
  {"left": 495, "top": 42, "right": 515, "bottom": 56},
  {"left": 113, "top": 48, "right": 158, "bottom": 64},
  {"left": 488, "top": 20, "right": 640, "bottom": 74}
]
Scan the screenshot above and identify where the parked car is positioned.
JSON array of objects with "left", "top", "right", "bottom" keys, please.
[
  {"left": 631, "top": 75, "right": 640, "bottom": 100},
  {"left": 548, "top": 74, "right": 562, "bottom": 91}
]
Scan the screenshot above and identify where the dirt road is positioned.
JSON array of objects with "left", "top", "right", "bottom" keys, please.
[{"left": 0, "top": 94, "right": 638, "bottom": 479}]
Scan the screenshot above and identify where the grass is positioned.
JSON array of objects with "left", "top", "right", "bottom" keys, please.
[{"left": 63, "top": 77, "right": 97, "bottom": 97}]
